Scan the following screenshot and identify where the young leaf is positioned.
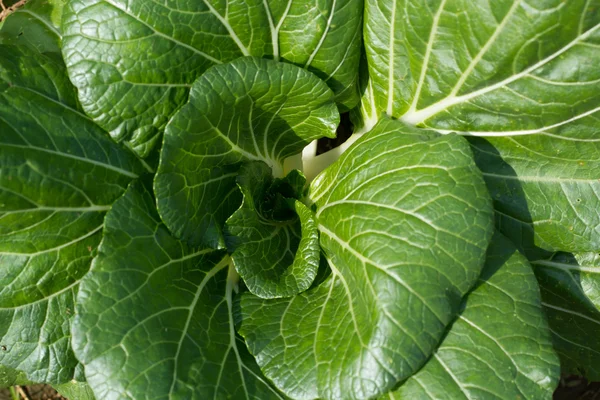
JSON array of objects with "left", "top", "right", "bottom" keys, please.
[
  {"left": 238, "top": 118, "right": 494, "bottom": 399},
  {"left": 0, "top": 45, "right": 143, "bottom": 384},
  {"left": 225, "top": 162, "right": 320, "bottom": 299},
  {"left": 61, "top": 0, "right": 362, "bottom": 157},
  {"left": 531, "top": 252, "right": 600, "bottom": 380},
  {"left": 362, "top": 0, "right": 600, "bottom": 252},
  {"left": 72, "top": 182, "right": 284, "bottom": 400},
  {"left": 391, "top": 233, "right": 559, "bottom": 399},
  {"left": 155, "top": 57, "right": 338, "bottom": 248}
]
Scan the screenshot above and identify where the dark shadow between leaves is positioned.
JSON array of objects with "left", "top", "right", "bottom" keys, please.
[{"left": 469, "top": 136, "right": 600, "bottom": 381}]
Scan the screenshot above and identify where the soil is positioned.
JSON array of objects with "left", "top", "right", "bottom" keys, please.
[{"left": 0, "top": 385, "right": 64, "bottom": 400}]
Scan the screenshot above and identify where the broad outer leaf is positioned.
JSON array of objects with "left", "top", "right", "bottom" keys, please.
[
  {"left": 391, "top": 233, "right": 559, "bottom": 399},
  {"left": 0, "top": 0, "right": 64, "bottom": 53},
  {"left": 470, "top": 135, "right": 600, "bottom": 254},
  {"left": 363, "top": 0, "right": 600, "bottom": 252},
  {"left": 238, "top": 118, "right": 494, "bottom": 400},
  {"left": 0, "top": 45, "right": 143, "bottom": 384},
  {"left": 61, "top": 0, "right": 362, "bottom": 157},
  {"left": 531, "top": 252, "right": 600, "bottom": 380},
  {"left": 72, "top": 182, "right": 283, "bottom": 400},
  {"left": 226, "top": 162, "right": 320, "bottom": 299},
  {"left": 155, "top": 57, "right": 338, "bottom": 248}
]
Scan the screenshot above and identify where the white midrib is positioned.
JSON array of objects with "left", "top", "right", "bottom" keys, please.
[
  {"left": 265, "top": 0, "right": 293, "bottom": 61},
  {"left": 0, "top": 206, "right": 111, "bottom": 215},
  {"left": 541, "top": 302, "right": 600, "bottom": 325},
  {"left": 224, "top": 262, "right": 250, "bottom": 400},
  {"left": 549, "top": 327, "right": 600, "bottom": 356},
  {"left": 434, "top": 353, "right": 470, "bottom": 399},
  {"left": 103, "top": 0, "right": 222, "bottom": 64},
  {"left": 532, "top": 259, "right": 600, "bottom": 274},
  {"left": 400, "top": 22, "right": 600, "bottom": 126},
  {"left": 386, "top": 0, "right": 398, "bottom": 115},
  {"left": 305, "top": 0, "right": 337, "bottom": 68},
  {"left": 431, "top": 105, "right": 600, "bottom": 137},
  {"left": 406, "top": 0, "right": 447, "bottom": 114},
  {"left": 212, "top": 124, "right": 282, "bottom": 176},
  {"left": 482, "top": 171, "right": 600, "bottom": 184},
  {"left": 17, "top": 9, "right": 62, "bottom": 38},
  {"left": 1, "top": 143, "right": 139, "bottom": 179},
  {"left": 263, "top": 0, "right": 278, "bottom": 59},
  {"left": 202, "top": 0, "right": 250, "bottom": 56},
  {"left": 0, "top": 225, "right": 103, "bottom": 257},
  {"left": 447, "top": 0, "right": 522, "bottom": 99}
]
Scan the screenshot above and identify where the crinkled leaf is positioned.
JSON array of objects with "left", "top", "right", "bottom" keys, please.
[
  {"left": 238, "top": 118, "right": 494, "bottom": 400},
  {"left": 155, "top": 57, "right": 338, "bottom": 248},
  {"left": 226, "top": 162, "right": 320, "bottom": 299},
  {"left": 531, "top": 252, "right": 600, "bottom": 380},
  {"left": 0, "top": 45, "right": 143, "bottom": 384},
  {"left": 391, "top": 233, "right": 559, "bottom": 399},
  {"left": 61, "top": 0, "right": 361, "bottom": 157},
  {"left": 72, "top": 182, "right": 284, "bottom": 400},
  {"left": 0, "top": 0, "right": 64, "bottom": 53},
  {"left": 363, "top": 0, "right": 600, "bottom": 252}
]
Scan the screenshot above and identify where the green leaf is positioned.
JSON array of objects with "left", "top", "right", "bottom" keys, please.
[
  {"left": 470, "top": 135, "right": 600, "bottom": 253},
  {"left": 155, "top": 57, "right": 338, "bottom": 248},
  {"left": 72, "top": 182, "right": 284, "bottom": 400},
  {"left": 0, "top": 45, "right": 143, "bottom": 384},
  {"left": 0, "top": 365, "right": 30, "bottom": 388},
  {"left": 61, "top": 0, "right": 362, "bottom": 157},
  {"left": 0, "top": 0, "right": 64, "bottom": 53},
  {"left": 54, "top": 381, "right": 95, "bottom": 400},
  {"left": 238, "top": 117, "right": 494, "bottom": 399},
  {"left": 225, "top": 162, "right": 320, "bottom": 299},
  {"left": 391, "top": 233, "right": 559, "bottom": 399},
  {"left": 531, "top": 252, "right": 600, "bottom": 380},
  {"left": 362, "top": 0, "right": 600, "bottom": 252}
]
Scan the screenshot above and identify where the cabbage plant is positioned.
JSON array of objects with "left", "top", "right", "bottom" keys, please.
[{"left": 0, "top": 0, "right": 598, "bottom": 399}]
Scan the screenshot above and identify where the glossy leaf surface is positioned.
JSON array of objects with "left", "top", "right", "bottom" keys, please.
[
  {"left": 0, "top": 44, "right": 142, "bottom": 384},
  {"left": 363, "top": 0, "right": 600, "bottom": 252},
  {"left": 155, "top": 57, "right": 338, "bottom": 248},
  {"left": 239, "top": 118, "right": 494, "bottom": 399},
  {"left": 61, "top": 0, "right": 362, "bottom": 157},
  {"left": 392, "top": 233, "right": 559, "bottom": 399},
  {"left": 72, "top": 182, "right": 283, "bottom": 400}
]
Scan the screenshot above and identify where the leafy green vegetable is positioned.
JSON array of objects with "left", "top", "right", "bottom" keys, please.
[
  {"left": 238, "top": 118, "right": 494, "bottom": 399},
  {"left": 61, "top": 0, "right": 362, "bottom": 157},
  {"left": 0, "top": 365, "right": 30, "bottom": 388},
  {"left": 155, "top": 57, "right": 338, "bottom": 248},
  {"left": 0, "top": 44, "right": 143, "bottom": 384},
  {"left": 72, "top": 182, "right": 283, "bottom": 399},
  {"left": 531, "top": 252, "right": 600, "bottom": 380},
  {"left": 225, "top": 162, "right": 320, "bottom": 299},
  {"left": 54, "top": 380, "right": 95, "bottom": 400},
  {"left": 362, "top": 0, "right": 600, "bottom": 253},
  {"left": 0, "top": 0, "right": 64, "bottom": 53},
  {"left": 1, "top": 0, "right": 597, "bottom": 398},
  {"left": 392, "top": 233, "right": 559, "bottom": 399}
]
